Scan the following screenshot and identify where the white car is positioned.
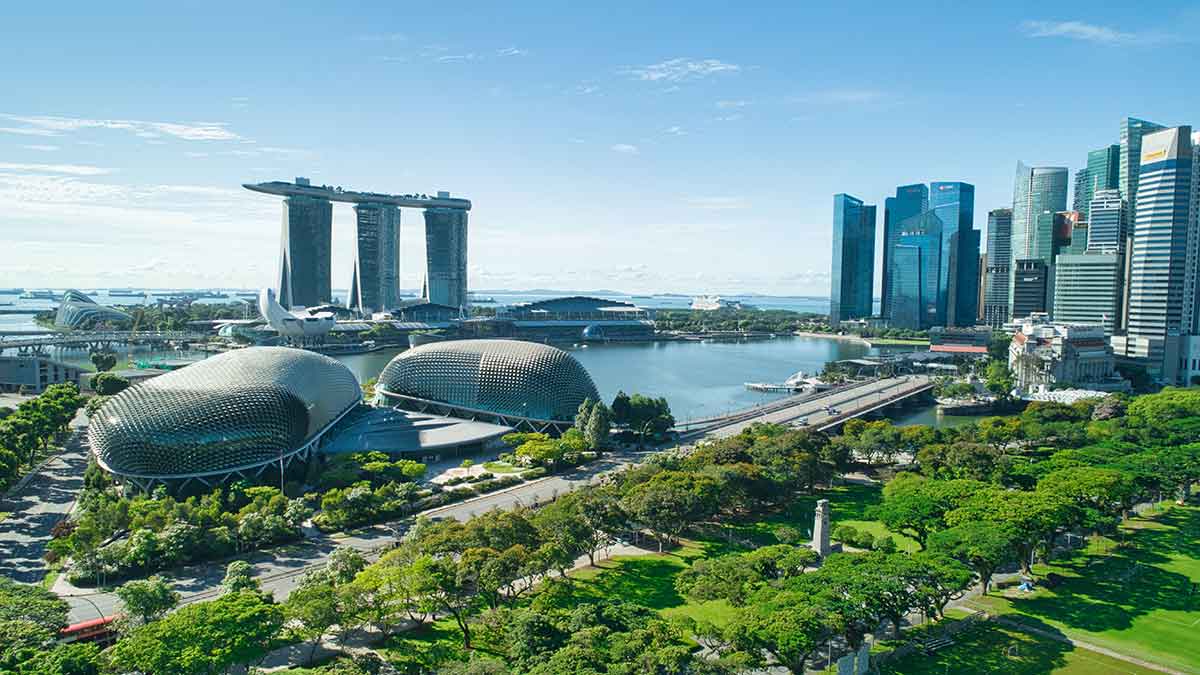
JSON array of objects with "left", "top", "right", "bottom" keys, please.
[{"left": 795, "top": 417, "right": 809, "bottom": 426}]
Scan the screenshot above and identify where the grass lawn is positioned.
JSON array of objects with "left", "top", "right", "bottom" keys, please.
[
  {"left": 878, "top": 621, "right": 1164, "bottom": 675},
  {"left": 965, "top": 504, "right": 1200, "bottom": 674},
  {"left": 481, "top": 461, "right": 522, "bottom": 474}
]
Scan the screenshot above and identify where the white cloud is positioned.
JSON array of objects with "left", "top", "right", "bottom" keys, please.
[
  {"left": 1020, "top": 20, "right": 1152, "bottom": 44},
  {"left": 625, "top": 58, "right": 740, "bottom": 82},
  {"left": 0, "top": 162, "right": 114, "bottom": 176},
  {"left": 0, "top": 126, "right": 60, "bottom": 137},
  {"left": 665, "top": 126, "right": 686, "bottom": 136},
  {"left": 496, "top": 47, "right": 526, "bottom": 56},
  {"left": 436, "top": 53, "right": 476, "bottom": 63},
  {"left": 716, "top": 99, "right": 751, "bottom": 109},
  {"left": 575, "top": 83, "right": 600, "bottom": 95},
  {"left": 22, "top": 144, "right": 59, "bottom": 152},
  {"left": 1, "top": 114, "right": 241, "bottom": 141},
  {"left": 611, "top": 143, "right": 639, "bottom": 154}
]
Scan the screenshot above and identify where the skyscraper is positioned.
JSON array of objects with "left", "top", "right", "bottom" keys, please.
[
  {"left": 1012, "top": 259, "right": 1049, "bottom": 321},
  {"left": 1010, "top": 163, "right": 1068, "bottom": 317},
  {"left": 1074, "top": 144, "right": 1120, "bottom": 218},
  {"left": 277, "top": 187, "right": 332, "bottom": 309},
  {"left": 423, "top": 203, "right": 469, "bottom": 309},
  {"left": 881, "top": 184, "right": 928, "bottom": 320},
  {"left": 1087, "top": 190, "right": 1127, "bottom": 253},
  {"left": 931, "top": 182, "right": 979, "bottom": 327},
  {"left": 348, "top": 203, "right": 401, "bottom": 315},
  {"left": 1120, "top": 117, "right": 1166, "bottom": 218},
  {"left": 1119, "top": 126, "right": 1194, "bottom": 382},
  {"left": 830, "top": 194, "right": 877, "bottom": 326},
  {"left": 1053, "top": 253, "right": 1123, "bottom": 335},
  {"left": 890, "top": 211, "right": 943, "bottom": 330},
  {"left": 983, "top": 208, "right": 1012, "bottom": 328}
]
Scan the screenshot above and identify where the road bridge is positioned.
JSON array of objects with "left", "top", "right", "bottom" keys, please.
[
  {"left": 0, "top": 331, "right": 202, "bottom": 354},
  {"left": 682, "top": 375, "right": 935, "bottom": 440}
]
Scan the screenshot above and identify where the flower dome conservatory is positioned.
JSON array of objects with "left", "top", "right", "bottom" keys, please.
[
  {"left": 375, "top": 339, "right": 600, "bottom": 433},
  {"left": 88, "top": 347, "right": 360, "bottom": 491}
]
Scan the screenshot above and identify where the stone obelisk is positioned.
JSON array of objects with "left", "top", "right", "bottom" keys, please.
[{"left": 812, "top": 498, "right": 831, "bottom": 557}]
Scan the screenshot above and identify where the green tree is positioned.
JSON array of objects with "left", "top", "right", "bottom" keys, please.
[
  {"left": 114, "top": 576, "right": 179, "bottom": 629},
  {"left": 574, "top": 398, "right": 595, "bottom": 431},
  {"left": 985, "top": 360, "right": 1014, "bottom": 398},
  {"left": 87, "top": 372, "right": 129, "bottom": 396},
  {"left": 726, "top": 588, "right": 833, "bottom": 674},
  {"left": 0, "top": 577, "right": 69, "bottom": 632},
  {"left": 611, "top": 391, "right": 632, "bottom": 427},
  {"left": 585, "top": 403, "right": 612, "bottom": 450},
  {"left": 220, "top": 560, "right": 258, "bottom": 594},
  {"left": 284, "top": 572, "right": 342, "bottom": 663},
  {"left": 89, "top": 351, "right": 117, "bottom": 372},
  {"left": 928, "top": 522, "right": 1018, "bottom": 594},
  {"left": 620, "top": 470, "right": 718, "bottom": 551}
]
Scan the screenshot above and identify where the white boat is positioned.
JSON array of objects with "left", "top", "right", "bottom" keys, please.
[{"left": 691, "top": 295, "right": 755, "bottom": 311}]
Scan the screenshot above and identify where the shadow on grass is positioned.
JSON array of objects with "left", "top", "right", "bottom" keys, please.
[
  {"left": 881, "top": 619, "right": 1073, "bottom": 675},
  {"left": 570, "top": 556, "right": 689, "bottom": 612}
]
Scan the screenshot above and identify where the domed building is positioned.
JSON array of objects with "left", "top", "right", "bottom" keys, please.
[
  {"left": 88, "top": 347, "right": 360, "bottom": 491},
  {"left": 375, "top": 339, "right": 600, "bottom": 433},
  {"left": 54, "top": 289, "right": 132, "bottom": 329}
]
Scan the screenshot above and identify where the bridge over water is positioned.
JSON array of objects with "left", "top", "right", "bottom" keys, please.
[
  {"left": 677, "top": 375, "right": 935, "bottom": 440},
  {"left": 0, "top": 331, "right": 203, "bottom": 355}
]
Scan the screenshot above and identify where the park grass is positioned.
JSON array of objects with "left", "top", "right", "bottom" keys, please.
[
  {"left": 481, "top": 461, "right": 522, "bottom": 474},
  {"left": 877, "top": 621, "right": 1163, "bottom": 675},
  {"left": 965, "top": 504, "right": 1200, "bottom": 674}
]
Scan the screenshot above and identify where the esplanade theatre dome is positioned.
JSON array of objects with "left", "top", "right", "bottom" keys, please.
[
  {"left": 88, "top": 347, "right": 360, "bottom": 488},
  {"left": 376, "top": 339, "right": 600, "bottom": 427}
]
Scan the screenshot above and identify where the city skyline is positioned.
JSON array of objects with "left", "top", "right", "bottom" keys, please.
[{"left": 2, "top": 3, "right": 1200, "bottom": 294}]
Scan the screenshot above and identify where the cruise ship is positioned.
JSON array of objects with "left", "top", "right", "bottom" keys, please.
[{"left": 691, "top": 295, "right": 754, "bottom": 311}]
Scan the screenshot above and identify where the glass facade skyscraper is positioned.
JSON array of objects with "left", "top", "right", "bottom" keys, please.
[
  {"left": 348, "top": 203, "right": 401, "bottom": 315},
  {"left": 890, "top": 211, "right": 943, "bottom": 330},
  {"left": 1087, "top": 189, "right": 1126, "bottom": 254},
  {"left": 881, "top": 184, "right": 928, "bottom": 320},
  {"left": 1053, "top": 253, "right": 1123, "bottom": 335},
  {"left": 1120, "top": 117, "right": 1166, "bottom": 219},
  {"left": 830, "top": 194, "right": 877, "bottom": 326},
  {"left": 277, "top": 193, "right": 332, "bottom": 309},
  {"left": 423, "top": 206, "right": 470, "bottom": 310},
  {"left": 983, "top": 208, "right": 1012, "bottom": 328},
  {"left": 1010, "top": 163, "right": 1068, "bottom": 317},
  {"left": 931, "top": 182, "right": 979, "bottom": 327},
  {"left": 1074, "top": 144, "right": 1120, "bottom": 218}
]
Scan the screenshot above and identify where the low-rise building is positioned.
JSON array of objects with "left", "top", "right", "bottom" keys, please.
[
  {"left": 929, "top": 326, "right": 991, "bottom": 355},
  {"left": 1008, "top": 316, "right": 1129, "bottom": 392},
  {"left": 0, "top": 356, "right": 84, "bottom": 394}
]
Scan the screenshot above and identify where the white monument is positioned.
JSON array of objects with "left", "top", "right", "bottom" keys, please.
[{"left": 812, "top": 498, "right": 831, "bottom": 557}]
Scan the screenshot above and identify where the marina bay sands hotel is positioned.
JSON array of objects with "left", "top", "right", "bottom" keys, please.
[{"left": 243, "top": 178, "right": 472, "bottom": 314}]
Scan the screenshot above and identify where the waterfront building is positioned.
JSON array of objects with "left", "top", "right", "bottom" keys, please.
[
  {"left": 890, "top": 212, "right": 942, "bottom": 330},
  {"left": 983, "top": 208, "right": 1012, "bottom": 328},
  {"left": 1074, "top": 144, "right": 1120, "bottom": 218},
  {"left": 931, "top": 182, "right": 980, "bottom": 327},
  {"left": 348, "top": 203, "right": 401, "bottom": 315},
  {"left": 1120, "top": 117, "right": 1166, "bottom": 219},
  {"left": 1052, "top": 253, "right": 1123, "bottom": 335},
  {"left": 1010, "top": 163, "right": 1068, "bottom": 317},
  {"left": 881, "top": 184, "right": 929, "bottom": 320},
  {"left": 278, "top": 180, "right": 333, "bottom": 309},
  {"left": 472, "top": 296, "right": 655, "bottom": 342},
  {"left": 0, "top": 356, "right": 84, "bottom": 394},
  {"left": 1009, "top": 315, "right": 1128, "bottom": 392},
  {"left": 929, "top": 326, "right": 991, "bottom": 355},
  {"left": 258, "top": 287, "right": 335, "bottom": 344},
  {"left": 424, "top": 201, "right": 469, "bottom": 310},
  {"left": 1012, "top": 259, "right": 1049, "bottom": 320},
  {"left": 1115, "top": 126, "right": 1196, "bottom": 382},
  {"left": 54, "top": 289, "right": 132, "bottom": 329},
  {"left": 88, "top": 347, "right": 362, "bottom": 491},
  {"left": 375, "top": 339, "right": 600, "bottom": 434},
  {"left": 830, "top": 194, "right": 876, "bottom": 326}
]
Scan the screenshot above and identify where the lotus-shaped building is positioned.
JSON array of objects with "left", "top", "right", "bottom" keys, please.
[
  {"left": 88, "top": 347, "right": 360, "bottom": 490},
  {"left": 375, "top": 339, "right": 599, "bottom": 433}
]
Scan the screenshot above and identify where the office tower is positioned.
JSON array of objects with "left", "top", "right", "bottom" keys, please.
[
  {"left": 830, "top": 194, "right": 877, "bottom": 326},
  {"left": 1087, "top": 190, "right": 1126, "bottom": 253},
  {"left": 1068, "top": 223, "right": 1089, "bottom": 254},
  {"left": 1010, "top": 163, "right": 1068, "bottom": 316},
  {"left": 890, "top": 212, "right": 942, "bottom": 330},
  {"left": 983, "top": 208, "right": 1013, "bottom": 328},
  {"left": 1120, "top": 126, "right": 1194, "bottom": 382},
  {"left": 1052, "top": 211, "right": 1087, "bottom": 257},
  {"left": 1012, "top": 259, "right": 1049, "bottom": 320},
  {"left": 277, "top": 187, "right": 332, "bottom": 309},
  {"left": 931, "top": 182, "right": 979, "bottom": 327},
  {"left": 978, "top": 252, "right": 987, "bottom": 321},
  {"left": 1120, "top": 117, "right": 1166, "bottom": 217},
  {"left": 1053, "top": 253, "right": 1123, "bottom": 335},
  {"left": 348, "top": 203, "right": 401, "bottom": 315},
  {"left": 1074, "top": 144, "right": 1120, "bottom": 218},
  {"left": 423, "top": 203, "right": 469, "bottom": 309},
  {"left": 881, "top": 184, "right": 929, "bottom": 320}
]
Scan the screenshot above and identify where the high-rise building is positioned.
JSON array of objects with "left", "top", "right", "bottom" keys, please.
[
  {"left": 830, "top": 194, "right": 877, "bottom": 326},
  {"left": 890, "top": 212, "right": 943, "bottom": 330},
  {"left": 1010, "top": 163, "right": 1068, "bottom": 317},
  {"left": 348, "top": 203, "right": 401, "bottom": 315},
  {"left": 1074, "top": 144, "right": 1120, "bottom": 218},
  {"left": 1053, "top": 253, "right": 1123, "bottom": 335},
  {"left": 1012, "top": 259, "right": 1049, "bottom": 320},
  {"left": 1087, "top": 190, "right": 1127, "bottom": 253},
  {"left": 423, "top": 203, "right": 469, "bottom": 310},
  {"left": 881, "top": 184, "right": 929, "bottom": 320},
  {"left": 1118, "top": 126, "right": 1194, "bottom": 382},
  {"left": 277, "top": 187, "right": 333, "bottom": 309},
  {"left": 983, "top": 208, "right": 1012, "bottom": 328},
  {"left": 1120, "top": 117, "right": 1166, "bottom": 218},
  {"left": 931, "top": 182, "right": 979, "bottom": 327}
]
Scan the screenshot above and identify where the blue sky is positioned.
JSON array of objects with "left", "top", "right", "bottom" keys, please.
[{"left": 2, "top": 1, "right": 1198, "bottom": 295}]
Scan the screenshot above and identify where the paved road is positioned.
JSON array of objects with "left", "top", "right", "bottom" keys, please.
[
  {"left": 705, "top": 375, "right": 932, "bottom": 438},
  {"left": 0, "top": 431, "right": 89, "bottom": 583},
  {"left": 56, "top": 447, "right": 655, "bottom": 623}
]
